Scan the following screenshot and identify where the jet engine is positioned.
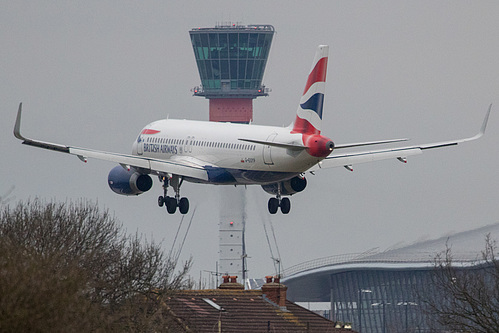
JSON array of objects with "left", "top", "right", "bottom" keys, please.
[
  {"left": 261, "top": 176, "right": 307, "bottom": 196},
  {"left": 108, "top": 165, "right": 153, "bottom": 196}
]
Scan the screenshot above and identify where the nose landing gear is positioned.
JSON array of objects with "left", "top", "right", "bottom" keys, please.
[{"left": 158, "top": 175, "right": 189, "bottom": 214}]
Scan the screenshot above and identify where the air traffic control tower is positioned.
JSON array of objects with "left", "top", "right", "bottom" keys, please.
[
  {"left": 190, "top": 24, "right": 274, "bottom": 123},
  {"left": 189, "top": 24, "right": 275, "bottom": 281}
]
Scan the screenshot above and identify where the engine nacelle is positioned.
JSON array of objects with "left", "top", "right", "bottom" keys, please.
[
  {"left": 261, "top": 176, "right": 307, "bottom": 196},
  {"left": 108, "top": 165, "right": 153, "bottom": 196}
]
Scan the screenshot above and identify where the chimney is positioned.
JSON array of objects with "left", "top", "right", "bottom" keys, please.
[
  {"left": 218, "top": 275, "right": 244, "bottom": 290},
  {"left": 262, "top": 276, "right": 288, "bottom": 308}
]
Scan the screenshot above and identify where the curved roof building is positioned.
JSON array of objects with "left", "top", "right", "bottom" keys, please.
[{"left": 282, "top": 222, "right": 499, "bottom": 332}]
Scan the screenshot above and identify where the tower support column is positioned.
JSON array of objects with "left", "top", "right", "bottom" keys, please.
[
  {"left": 218, "top": 186, "right": 247, "bottom": 280},
  {"left": 209, "top": 99, "right": 253, "bottom": 123}
]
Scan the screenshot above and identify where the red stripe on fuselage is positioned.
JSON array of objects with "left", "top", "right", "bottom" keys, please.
[
  {"left": 303, "top": 57, "right": 328, "bottom": 94},
  {"left": 141, "top": 129, "right": 160, "bottom": 135}
]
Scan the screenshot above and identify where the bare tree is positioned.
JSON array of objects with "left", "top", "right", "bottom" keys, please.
[
  {"left": 0, "top": 186, "right": 14, "bottom": 205},
  {"left": 0, "top": 199, "right": 192, "bottom": 332},
  {"left": 422, "top": 234, "right": 499, "bottom": 332}
]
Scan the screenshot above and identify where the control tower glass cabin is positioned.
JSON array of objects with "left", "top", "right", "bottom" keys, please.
[{"left": 190, "top": 24, "right": 274, "bottom": 123}]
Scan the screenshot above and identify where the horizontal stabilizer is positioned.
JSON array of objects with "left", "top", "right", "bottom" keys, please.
[
  {"left": 334, "top": 138, "right": 409, "bottom": 149},
  {"left": 238, "top": 138, "right": 307, "bottom": 150}
]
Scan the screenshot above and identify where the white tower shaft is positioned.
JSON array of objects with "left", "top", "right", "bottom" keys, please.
[{"left": 218, "top": 186, "right": 247, "bottom": 282}]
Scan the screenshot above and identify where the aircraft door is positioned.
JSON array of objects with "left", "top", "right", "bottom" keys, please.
[
  {"left": 185, "top": 136, "right": 193, "bottom": 154},
  {"left": 263, "top": 133, "right": 277, "bottom": 165}
]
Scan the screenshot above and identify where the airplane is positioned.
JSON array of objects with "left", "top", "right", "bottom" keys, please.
[{"left": 14, "top": 45, "right": 492, "bottom": 215}]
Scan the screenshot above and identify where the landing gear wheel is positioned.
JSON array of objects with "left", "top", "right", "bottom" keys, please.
[
  {"left": 268, "top": 198, "right": 279, "bottom": 214},
  {"left": 179, "top": 197, "right": 189, "bottom": 215},
  {"left": 158, "top": 196, "right": 164, "bottom": 207},
  {"left": 165, "top": 196, "right": 177, "bottom": 214},
  {"left": 280, "top": 197, "right": 291, "bottom": 214}
]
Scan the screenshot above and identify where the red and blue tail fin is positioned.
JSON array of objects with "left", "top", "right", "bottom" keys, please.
[{"left": 292, "top": 45, "right": 329, "bottom": 135}]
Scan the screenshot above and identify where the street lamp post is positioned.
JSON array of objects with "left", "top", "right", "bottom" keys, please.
[
  {"left": 397, "top": 301, "right": 418, "bottom": 331},
  {"left": 372, "top": 302, "right": 391, "bottom": 333},
  {"left": 358, "top": 289, "right": 372, "bottom": 333}
]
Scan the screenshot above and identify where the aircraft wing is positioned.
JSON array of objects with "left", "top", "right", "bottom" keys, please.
[
  {"left": 13, "top": 103, "right": 209, "bottom": 181},
  {"left": 310, "top": 104, "right": 492, "bottom": 172}
]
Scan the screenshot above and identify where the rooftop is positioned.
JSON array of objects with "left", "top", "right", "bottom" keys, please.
[
  {"left": 164, "top": 276, "right": 353, "bottom": 332},
  {"left": 283, "top": 221, "right": 499, "bottom": 280},
  {"left": 191, "top": 24, "right": 275, "bottom": 32}
]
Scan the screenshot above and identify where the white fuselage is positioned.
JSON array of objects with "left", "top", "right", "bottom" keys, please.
[{"left": 131, "top": 119, "right": 325, "bottom": 185}]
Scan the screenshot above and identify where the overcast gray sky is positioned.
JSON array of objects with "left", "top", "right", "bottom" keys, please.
[{"left": 2, "top": 1, "right": 498, "bottom": 281}]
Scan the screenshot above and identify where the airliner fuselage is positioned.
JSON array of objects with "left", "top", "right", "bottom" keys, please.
[{"left": 133, "top": 119, "right": 326, "bottom": 185}]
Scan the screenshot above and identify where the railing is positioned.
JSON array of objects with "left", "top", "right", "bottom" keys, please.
[
  {"left": 282, "top": 249, "right": 480, "bottom": 278},
  {"left": 191, "top": 24, "right": 275, "bottom": 32},
  {"left": 282, "top": 249, "right": 377, "bottom": 278},
  {"left": 191, "top": 85, "right": 270, "bottom": 97}
]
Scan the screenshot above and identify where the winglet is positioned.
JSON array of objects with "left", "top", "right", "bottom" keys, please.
[
  {"left": 14, "top": 102, "right": 26, "bottom": 141},
  {"left": 420, "top": 104, "right": 492, "bottom": 150},
  {"left": 479, "top": 103, "right": 492, "bottom": 138},
  {"left": 13, "top": 103, "right": 71, "bottom": 153},
  {"left": 461, "top": 103, "right": 492, "bottom": 143}
]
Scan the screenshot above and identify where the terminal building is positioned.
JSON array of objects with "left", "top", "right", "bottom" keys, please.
[{"left": 282, "top": 222, "right": 499, "bottom": 332}]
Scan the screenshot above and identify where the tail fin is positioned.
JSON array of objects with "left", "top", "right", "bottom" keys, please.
[{"left": 292, "top": 45, "right": 329, "bottom": 134}]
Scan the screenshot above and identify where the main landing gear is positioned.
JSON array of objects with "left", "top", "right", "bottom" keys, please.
[
  {"left": 158, "top": 175, "right": 189, "bottom": 214},
  {"left": 267, "top": 182, "right": 291, "bottom": 214},
  {"left": 268, "top": 197, "right": 291, "bottom": 214}
]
